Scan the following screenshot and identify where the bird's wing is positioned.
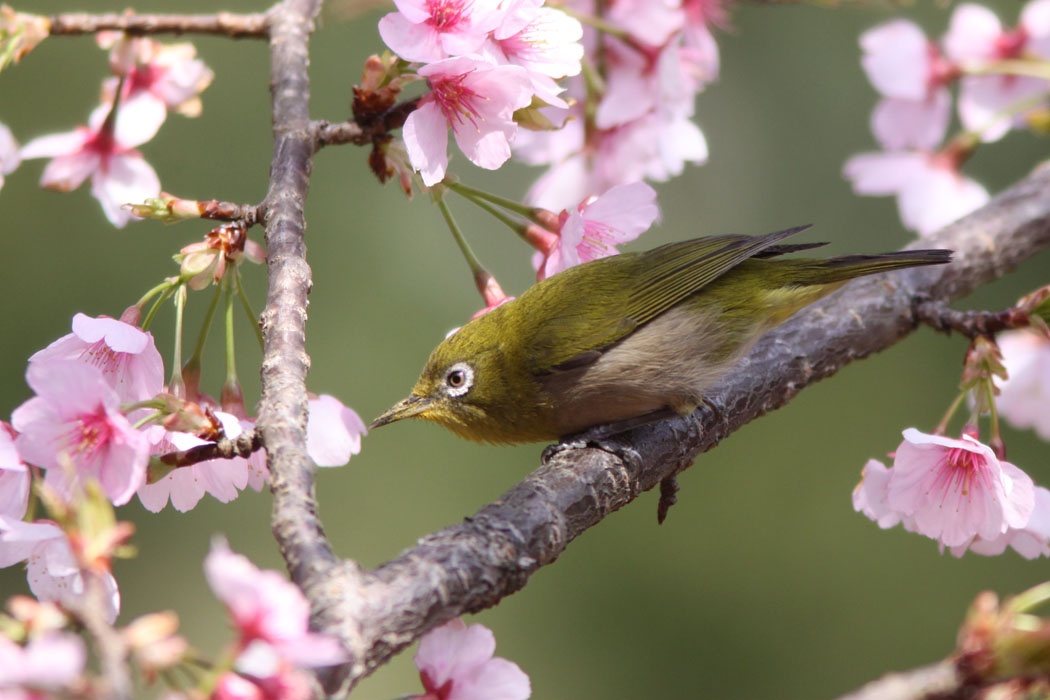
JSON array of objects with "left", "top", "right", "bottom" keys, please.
[
  {"left": 528, "top": 226, "right": 812, "bottom": 375},
  {"left": 621, "top": 225, "right": 811, "bottom": 326}
]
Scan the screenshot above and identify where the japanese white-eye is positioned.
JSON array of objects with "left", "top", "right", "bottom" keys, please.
[{"left": 371, "top": 227, "right": 951, "bottom": 444}]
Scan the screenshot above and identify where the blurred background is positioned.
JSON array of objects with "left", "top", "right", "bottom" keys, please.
[{"left": 2, "top": 0, "right": 1049, "bottom": 697}]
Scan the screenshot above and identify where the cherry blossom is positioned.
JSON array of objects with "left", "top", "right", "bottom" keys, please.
[
  {"left": 98, "top": 33, "right": 214, "bottom": 141},
  {"left": 952, "top": 485, "right": 1050, "bottom": 559},
  {"left": 0, "top": 121, "right": 19, "bottom": 192},
  {"left": 485, "top": 0, "right": 583, "bottom": 107},
  {"left": 29, "top": 313, "right": 164, "bottom": 405},
  {"left": 403, "top": 56, "right": 535, "bottom": 186},
  {"left": 177, "top": 223, "right": 266, "bottom": 290},
  {"left": 0, "top": 517, "right": 120, "bottom": 623},
  {"left": 306, "top": 395, "right": 367, "bottom": 467},
  {"left": 20, "top": 103, "right": 160, "bottom": 227},
  {"left": 606, "top": 0, "right": 683, "bottom": 49},
  {"left": 413, "top": 618, "right": 530, "bottom": 700},
  {"left": 994, "top": 329, "right": 1050, "bottom": 441},
  {"left": 943, "top": 1, "right": 1050, "bottom": 142},
  {"left": 854, "top": 429, "right": 1035, "bottom": 550},
  {"left": 0, "top": 632, "right": 86, "bottom": 691},
  {"left": 11, "top": 360, "right": 150, "bottom": 506},
  {"left": 138, "top": 412, "right": 267, "bottom": 513},
  {"left": 0, "top": 425, "right": 28, "bottom": 519},
  {"left": 532, "top": 181, "right": 659, "bottom": 280},
  {"left": 378, "top": 0, "right": 506, "bottom": 63},
  {"left": 204, "top": 539, "right": 348, "bottom": 668},
  {"left": 842, "top": 149, "right": 988, "bottom": 236}
]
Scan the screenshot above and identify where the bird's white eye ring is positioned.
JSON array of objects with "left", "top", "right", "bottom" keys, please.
[{"left": 445, "top": 362, "right": 474, "bottom": 397}]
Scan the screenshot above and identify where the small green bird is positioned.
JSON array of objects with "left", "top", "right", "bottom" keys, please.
[{"left": 371, "top": 227, "right": 951, "bottom": 444}]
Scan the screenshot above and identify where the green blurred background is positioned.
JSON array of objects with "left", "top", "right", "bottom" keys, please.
[{"left": 2, "top": 0, "right": 1049, "bottom": 697}]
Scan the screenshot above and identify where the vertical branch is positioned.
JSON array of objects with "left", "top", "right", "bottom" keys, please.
[{"left": 258, "top": 0, "right": 345, "bottom": 610}]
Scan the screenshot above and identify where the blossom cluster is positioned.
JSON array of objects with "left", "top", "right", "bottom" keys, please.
[
  {"left": 6, "top": 34, "right": 213, "bottom": 225},
  {"left": 379, "top": 0, "right": 585, "bottom": 185},
  {"left": 854, "top": 327, "right": 1050, "bottom": 558},
  {"left": 845, "top": 2, "right": 1050, "bottom": 235},
  {"left": 513, "top": 0, "right": 723, "bottom": 211},
  {"left": 0, "top": 313, "right": 367, "bottom": 623}
]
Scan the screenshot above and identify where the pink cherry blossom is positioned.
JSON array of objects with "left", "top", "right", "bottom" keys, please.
[
  {"left": 0, "top": 517, "right": 120, "bottom": 623},
  {"left": 888, "top": 429, "right": 1034, "bottom": 548},
  {"left": 306, "top": 395, "right": 367, "bottom": 467},
  {"left": 204, "top": 539, "right": 348, "bottom": 668},
  {"left": 681, "top": 0, "right": 725, "bottom": 84},
  {"left": 30, "top": 313, "right": 164, "bottom": 405},
  {"left": 943, "top": 2, "right": 1050, "bottom": 142},
  {"left": 0, "top": 632, "right": 86, "bottom": 690},
  {"left": 414, "top": 618, "right": 530, "bottom": 700},
  {"left": 378, "top": 0, "right": 506, "bottom": 63},
  {"left": 493, "top": 1, "right": 583, "bottom": 81},
  {"left": 533, "top": 181, "right": 659, "bottom": 280},
  {"left": 842, "top": 149, "right": 988, "bottom": 236},
  {"left": 404, "top": 57, "right": 535, "bottom": 186},
  {"left": 212, "top": 662, "right": 313, "bottom": 700},
  {"left": 952, "top": 485, "right": 1050, "bottom": 559},
  {"left": 0, "top": 121, "right": 20, "bottom": 193},
  {"left": 0, "top": 424, "right": 29, "bottom": 519},
  {"left": 853, "top": 459, "right": 914, "bottom": 531},
  {"left": 605, "top": 0, "right": 684, "bottom": 48},
  {"left": 994, "top": 329, "right": 1050, "bottom": 440},
  {"left": 138, "top": 412, "right": 267, "bottom": 513},
  {"left": 20, "top": 103, "right": 160, "bottom": 228},
  {"left": 99, "top": 33, "right": 214, "bottom": 134},
  {"left": 11, "top": 360, "right": 150, "bottom": 506}
]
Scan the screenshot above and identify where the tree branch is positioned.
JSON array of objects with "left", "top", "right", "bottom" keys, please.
[
  {"left": 834, "top": 660, "right": 961, "bottom": 700},
  {"left": 156, "top": 429, "right": 262, "bottom": 468},
  {"left": 48, "top": 12, "right": 268, "bottom": 38},
  {"left": 256, "top": 0, "right": 354, "bottom": 650},
  {"left": 311, "top": 164, "right": 1050, "bottom": 692}
]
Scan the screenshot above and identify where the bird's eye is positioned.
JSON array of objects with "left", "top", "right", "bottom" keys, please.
[{"left": 444, "top": 362, "right": 474, "bottom": 397}]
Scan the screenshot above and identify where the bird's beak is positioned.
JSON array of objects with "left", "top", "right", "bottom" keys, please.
[{"left": 370, "top": 394, "right": 432, "bottom": 430}]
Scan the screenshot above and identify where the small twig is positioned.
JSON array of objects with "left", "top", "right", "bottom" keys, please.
[
  {"left": 914, "top": 300, "right": 1030, "bottom": 338},
  {"left": 197, "top": 201, "right": 263, "bottom": 224},
  {"left": 835, "top": 660, "right": 962, "bottom": 700},
  {"left": 314, "top": 97, "right": 422, "bottom": 148},
  {"left": 157, "top": 429, "right": 262, "bottom": 467},
  {"left": 48, "top": 12, "right": 268, "bottom": 39}
]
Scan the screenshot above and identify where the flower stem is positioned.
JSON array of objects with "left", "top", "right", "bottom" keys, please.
[
  {"left": 435, "top": 192, "right": 492, "bottom": 283},
  {"left": 136, "top": 279, "right": 174, "bottom": 309},
  {"left": 141, "top": 284, "right": 176, "bottom": 331},
  {"left": 445, "top": 180, "right": 540, "bottom": 220},
  {"left": 224, "top": 278, "right": 238, "bottom": 386},
  {"left": 972, "top": 58, "right": 1050, "bottom": 81},
  {"left": 234, "top": 267, "right": 264, "bottom": 351},
  {"left": 185, "top": 282, "right": 223, "bottom": 375},
  {"left": 1007, "top": 581, "right": 1050, "bottom": 614},
  {"left": 170, "top": 285, "right": 187, "bottom": 396},
  {"left": 454, "top": 187, "right": 530, "bottom": 239},
  {"left": 934, "top": 390, "right": 968, "bottom": 435}
]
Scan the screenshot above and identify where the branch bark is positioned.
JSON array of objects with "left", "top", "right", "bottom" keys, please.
[
  {"left": 312, "top": 164, "right": 1050, "bottom": 692},
  {"left": 48, "top": 12, "right": 268, "bottom": 38},
  {"left": 247, "top": 0, "right": 1050, "bottom": 694}
]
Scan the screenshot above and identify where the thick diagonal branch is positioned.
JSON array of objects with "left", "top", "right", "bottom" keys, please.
[{"left": 314, "top": 166, "right": 1050, "bottom": 692}]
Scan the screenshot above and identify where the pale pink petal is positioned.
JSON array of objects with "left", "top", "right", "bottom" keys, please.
[
  {"left": 896, "top": 163, "right": 988, "bottom": 235},
  {"left": 390, "top": 0, "right": 432, "bottom": 25},
  {"left": 415, "top": 619, "right": 495, "bottom": 686},
  {"left": 943, "top": 4, "right": 1003, "bottom": 64},
  {"left": 20, "top": 634, "right": 87, "bottom": 687},
  {"left": 998, "top": 460, "right": 1036, "bottom": 530},
  {"left": 306, "top": 395, "right": 366, "bottom": 467},
  {"left": 871, "top": 90, "right": 950, "bottom": 151},
  {"left": 580, "top": 182, "right": 659, "bottom": 238},
  {"left": 456, "top": 657, "right": 532, "bottom": 700},
  {"left": 606, "top": 0, "right": 684, "bottom": 47},
  {"left": 860, "top": 19, "right": 932, "bottom": 100},
  {"left": 91, "top": 153, "right": 161, "bottom": 227},
  {"left": 0, "top": 123, "right": 21, "bottom": 177},
  {"left": 19, "top": 130, "right": 86, "bottom": 160},
  {"left": 852, "top": 459, "right": 902, "bottom": 529},
  {"left": 595, "top": 62, "right": 653, "bottom": 129},
  {"left": 957, "top": 74, "right": 1047, "bottom": 143},
  {"left": 378, "top": 12, "right": 445, "bottom": 63},
  {"left": 39, "top": 152, "right": 101, "bottom": 192},
  {"left": 0, "top": 430, "right": 29, "bottom": 519},
  {"left": 995, "top": 330, "right": 1050, "bottom": 440},
  {"left": 71, "top": 313, "right": 149, "bottom": 353},
  {"left": 524, "top": 153, "right": 592, "bottom": 211},
  {"left": 114, "top": 93, "right": 167, "bottom": 146},
  {"left": 403, "top": 101, "right": 451, "bottom": 187},
  {"left": 842, "top": 151, "right": 924, "bottom": 195}
]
